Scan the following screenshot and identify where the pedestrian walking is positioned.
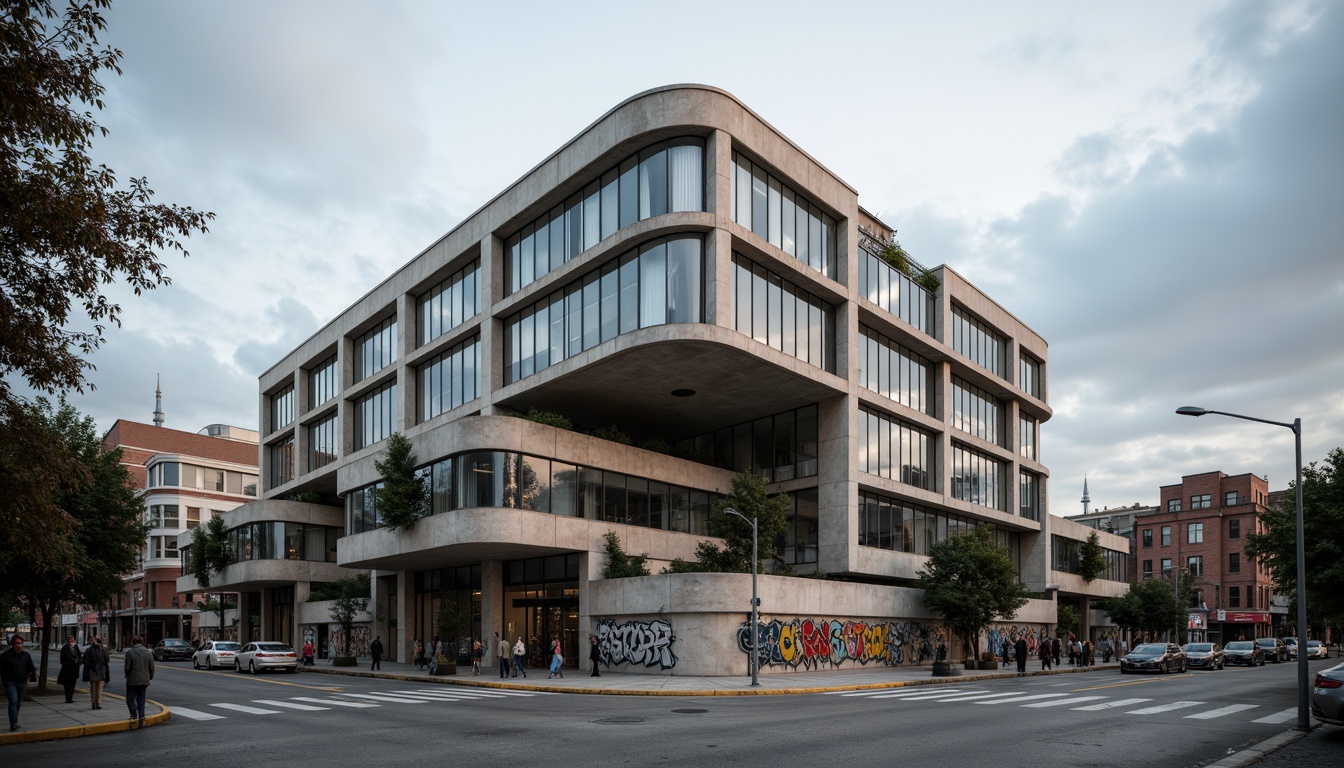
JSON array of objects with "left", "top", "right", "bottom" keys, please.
[
  {"left": 1014, "top": 637, "right": 1028, "bottom": 675},
  {"left": 82, "top": 635, "right": 110, "bottom": 710},
  {"left": 1039, "top": 637, "right": 1053, "bottom": 670},
  {"left": 414, "top": 638, "right": 425, "bottom": 669},
  {"left": 1052, "top": 636, "right": 1062, "bottom": 667},
  {"left": 1001, "top": 638, "right": 1011, "bottom": 668},
  {"left": 58, "top": 634, "right": 81, "bottom": 703},
  {"left": 1083, "top": 639, "right": 1094, "bottom": 667},
  {"left": 369, "top": 636, "right": 384, "bottom": 670},
  {"left": 2, "top": 634, "right": 38, "bottom": 731},
  {"left": 123, "top": 635, "right": 155, "bottom": 728},
  {"left": 1067, "top": 634, "right": 1077, "bottom": 666},
  {"left": 512, "top": 637, "right": 527, "bottom": 677},
  {"left": 548, "top": 638, "right": 564, "bottom": 679},
  {"left": 497, "top": 632, "right": 510, "bottom": 678},
  {"left": 588, "top": 635, "right": 602, "bottom": 677},
  {"left": 302, "top": 639, "right": 316, "bottom": 667},
  {"left": 472, "top": 640, "right": 483, "bottom": 675}
]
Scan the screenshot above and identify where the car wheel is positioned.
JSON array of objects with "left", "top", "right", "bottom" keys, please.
[
  {"left": 249, "top": 661, "right": 257, "bottom": 674},
  {"left": 1180, "top": 661, "right": 1187, "bottom": 673}
]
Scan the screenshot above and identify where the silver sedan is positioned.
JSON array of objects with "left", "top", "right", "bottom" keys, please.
[
  {"left": 192, "top": 640, "right": 241, "bottom": 670},
  {"left": 1312, "top": 661, "right": 1344, "bottom": 726}
]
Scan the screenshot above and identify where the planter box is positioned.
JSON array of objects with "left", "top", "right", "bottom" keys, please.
[
  {"left": 931, "top": 661, "right": 964, "bottom": 676},
  {"left": 432, "top": 656, "right": 457, "bottom": 676}
]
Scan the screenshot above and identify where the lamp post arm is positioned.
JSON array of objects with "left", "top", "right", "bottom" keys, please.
[{"left": 1201, "top": 410, "right": 1297, "bottom": 432}]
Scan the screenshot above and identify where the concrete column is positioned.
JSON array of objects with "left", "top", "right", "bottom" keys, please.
[
  {"left": 396, "top": 570, "right": 412, "bottom": 663},
  {"left": 706, "top": 130, "right": 733, "bottom": 328},
  {"left": 396, "top": 293, "right": 415, "bottom": 431},
  {"left": 236, "top": 592, "right": 252, "bottom": 642},
  {"left": 370, "top": 571, "right": 391, "bottom": 653},
  {"left": 816, "top": 395, "right": 853, "bottom": 574},
  {"left": 480, "top": 560, "right": 503, "bottom": 659},
  {"left": 577, "top": 551, "right": 597, "bottom": 674},
  {"left": 478, "top": 234, "right": 502, "bottom": 415},
  {"left": 259, "top": 589, "right": 274, "bottom": 640}
]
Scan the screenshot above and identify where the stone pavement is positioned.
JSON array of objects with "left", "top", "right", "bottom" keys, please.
[
  {"left": 1204, "top": 723, "right": 1344, "bottom": 768},
  {"left": 0, "top": 679, "right": 168, "bottom": 746}
]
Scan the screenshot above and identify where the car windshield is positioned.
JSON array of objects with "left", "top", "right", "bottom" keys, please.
[
  {"left": 1132, "top": 644, "right": 1167, "bottom": 654},
  {"left": 214, "top": 642, "right": 240, "bottom": 651},
  {"left": 165, "top": 639, "right": 189, "bottom": 646},
  {"left": 1307, "top": 641, "right": 1322, "bottom": 647},
  {"left": 1185, "top": 644, "right": 1213, "bottom": 652},
  {"left": 256, "top": 643, "right": 292, "bottom": 651},
  {"left": 1255, "top": 639, "right": 1277, "bottom": 646},
  {"left": 1225, "top": 642, "right": 1253, "bottom": 650}
]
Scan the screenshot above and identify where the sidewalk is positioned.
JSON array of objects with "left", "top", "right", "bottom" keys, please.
[
  {"left": 299, "top": 656, "right": 1121, "bottom": 695},
  {"left": 0, "top": 681, "right": 168, "bottom": 746}
]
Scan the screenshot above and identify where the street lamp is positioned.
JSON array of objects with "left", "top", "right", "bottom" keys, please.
[
  {"left": 1177, "top": 405, "right": 1308, "bottom": 730},
  {"left": 722, "top": 506, "right": 760, "bottom": 687},
  {"left": 133, "top": 588, "right": 143, "bottom": 641}
]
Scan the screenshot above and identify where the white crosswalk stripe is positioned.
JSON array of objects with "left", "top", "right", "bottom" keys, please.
[
  {"left": 1251, "top": 708, "right": 1297, "bottom": 724},
  {"left": 927, "top": 692, "right": 1027, "bottom": 702},
  {"left": 870, "top": 690, "right": 990, "bottom": 700},
  {"left": 290, "top": 697, "right": 380, "bottom": 708},
  {"left": 338, "top": 693, "right": 428, "bottom": 703},
  {"left": 252, "top": 699, "right": 330, "bottom": 711},
  {"left": 848, "top": 689, "right": 957, "bottom": 698},
  {"left": 1125, "top": 701, "right": 1204, "bottom": 715},
  {"left": 209, "top": 703, "right": 284, "bottom": 715},
  {"left": 974, "top": 694, "right": 1070, "bottom": 705},
  {"left": 1184, "top": 704, "right": 1259, "bottom": 720},
  {"left": 169, "top": 707, "right": 227, "bottom": 720},
  {"left": 1071, "top": 698, "right": 1152, "bottom": 711},
  {"left": 1021, "top": 696, "right": 1108, "bottom": 708}
]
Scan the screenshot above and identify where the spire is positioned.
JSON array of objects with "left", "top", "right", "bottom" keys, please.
[
  {"left": 153, "top": 374, "right": 164, "bottom": 427},
  {"left": 1081, "top": 476, "right": 1091, "bottom": 515}
]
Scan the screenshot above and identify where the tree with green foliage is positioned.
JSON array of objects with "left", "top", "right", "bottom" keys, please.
[
  {"left": 1102, "top": 574, "right": 1189, "bottom": 641},
  {"left": 918, "top": 525, "right": 1030, "bottom": 662},
  {"left": 601, "top": 531, "right": 651, "bottom": 578},
  {"left": 7, "top": 398, "right": 144, "bottom": 690},
  {"left": 1078, "top": 531, "right": 1106, "bottom": 583},
  {"left": 374, "top": 433, "right": 427, "bottom": 530},
  {"left": 1, "top": 2, "right": 213, "bottom": 575},
  {"left": 1056, "top": 603, "right": 1082, "bottom": 638},
  {"left": 327, "top": 573, "right": 371, "bottom": 657},
  {"left": 433, "top": 596, "right": 471, "bottom": 671},
  {"left": 664, "top": 471, "right": 790, "bottom": 574},
  {"left": 1245, "top": 448, "right": 1344, "bottom": 631},
  {"left": 189, "top": 513, "right": 233, "bottom": 634}
]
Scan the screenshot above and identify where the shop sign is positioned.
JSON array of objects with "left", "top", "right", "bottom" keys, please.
[{"left": 1215, "top": 610, "right": 1269, "bottom": 623}]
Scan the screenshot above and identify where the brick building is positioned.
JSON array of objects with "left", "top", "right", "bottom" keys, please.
[
  {"left": 99, "top": 419, "right": 259, "bottom": 648},
  {"left": 1134, "top": 471, "right": 1278, "bottom": 643}
]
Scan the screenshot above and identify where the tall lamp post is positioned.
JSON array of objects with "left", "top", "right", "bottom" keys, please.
[
  {"left": 722, "top": 507, "right": 760, "bottom": 687},
  {"left": 1176, "top": 406, "right": 1308, "bottom": 730}
]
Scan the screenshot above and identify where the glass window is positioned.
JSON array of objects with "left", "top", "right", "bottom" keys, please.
[
  {"left": 1229, "top": 552, "right": 1240, "bottom": 573},
  {"left": 952, "top": 376, "right": 1002, "bottom": 446},
  {"left": 1161, "top": 526, "right": 1171, "bottom": 547},
  {"left": 730, "top": 151, "right": 837, "bottom": 279},
  {"left": 1187, "top": 522, "right": 1204, "bottom": 544},
  {"left": 668, "top": 140, "right": 703, "bottom": 213},
  {"left": 353, "top": 382, "right": 396, "bottom": 450},
  {"left": 1019, "top": 353, "right": 1041, "bottom": 398},
  {"left": 858, "top": 244, "right": 933, "bottom": 336},
  {"left": 950, "top": 443, "right": 1002, "bottom": 511},
  {"left": 950, "top": 305, "right": 1004, "bottom": 379},
  {"left": 354, "top": 317, "right": 397, "bottom": 383},
  {"left": 731, "top": 252, "right": 834, "bottom": 372},
  {"left": 1191, "top": 494, "right": 1212, "bottom": 509},
  {"left": 1224, "top": 490, "right": 1239, "bottom": 506},
  {"left": 1167, "top": 499, "right": 1181, "bottom": 512},
  {"left": 416, "top": 259, "right": 481, "bottom": 346},
  {"left": 858, "top": 407, "right": 934, "bottom": 490},
  {"left": 268, "top": 437, "right": 294, "bottom": 490},
  {"left": 307, "top": 414, "right": 339, "bottom": 471},
  {"left": 1142, "top": 529, "right": 1153, "bottom": 547},
  {"left": 1228, "top": 518, "right": 1240, "bottom": 539},
  {"left": 270, "top": 384, "right": 295, "bottom": 432},
  {"left": 600, "top": 169, "right": 618, "bottom": 241},
  {"left": 1019, "top": 472, "right": 1040, "bottom": 520},
  {"left": 309, "top": 356, "right": 339, "bottom": 410},
  {"left": 639, "top": 147, "right": 667, "bottom": 219},
  {"left": 419, "top": 336, "right": 480, "bottom": 422}
]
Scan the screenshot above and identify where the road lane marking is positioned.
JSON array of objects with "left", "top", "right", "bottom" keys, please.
[
  {"left": 1075, "top": 676, "right": 1189, "bottom": 691},
  {"left": 1184, "top": 704, "right": 1260, "bottom": 720},
  {"left": 975, "top": 694, "right": 1071, "bottom": 705},
  {"left": 1071, "top": 698, "right": 1152, "bottom": 711},
  {"left": 839, "top": 689, "right": 958, "bottom": 698},
  {"left": 870, "top": 689, "right": 988, "bottom": 700},
  {"left": 1251, "top": 709, "right": 1297, "bottom": 724},
  {"left": 926, "top": 692, "right": 1028, "bottom": 702},
  {"left": 169, "top": 707, "right": 227, "bottom": 720},
  {"left": 156, "top": 663, "right": 344, "bottom": 691},
  {"left": 291, "top": 697, "right": 380, "bottom": 708},
  {"left": 1125, "top": 701, "right": 1204, "bottom": 714},
  {"left": 1020, "top": 696, "right": 1108, "bottom": 708},
  {"left": 252, "top": 699, "right": 330, "bottom": 711},
  {"left": 339, "top": 693, "right": 428, "bottom": 703},
  {"left": 210, "top": 703, "right": 284, "bottom": 715}
]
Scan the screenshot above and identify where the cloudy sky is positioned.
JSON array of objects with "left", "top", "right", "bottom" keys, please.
[{"left": 26, "top": 0, "right": 1341, "bottom": 516}]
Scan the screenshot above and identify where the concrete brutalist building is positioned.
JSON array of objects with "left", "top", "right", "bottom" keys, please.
[{"left": 180, "top": 85, "right": 1128, "bottom": 675}]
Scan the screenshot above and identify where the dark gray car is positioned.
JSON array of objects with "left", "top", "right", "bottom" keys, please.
[
  {"left": 1223, "top": 640, "right": 1265, "bottom": 666},
  {"left": 1313, "top": 661, "right": 1344, "bottom": 725},
  {"left": 1183, "top": 642, "right": 1224, "bottom": 670},
  {"left": 1119, "top": 643, "right": 1188, "bottom": 674},
  {"left": 1256, "top": 637, "right": 1289, "bottom": 663}
]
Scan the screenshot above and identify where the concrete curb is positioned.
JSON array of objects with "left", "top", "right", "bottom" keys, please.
[
  {"left": 0, "top": 691, "right": 170, "bottom": 747},
  {"left": 299, "top": 662, "right": 1113, "bottom": 696},
  {"left": 1201, "top": 724, "right": 1314, "bottom": 768}
]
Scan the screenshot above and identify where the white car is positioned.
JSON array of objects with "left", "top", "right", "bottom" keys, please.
[
  {"left": 192, "top": 640, "right": 241, "bottom": 670},
  {"left": 234, "top": 641, "right": 299, "bottom": 674}
]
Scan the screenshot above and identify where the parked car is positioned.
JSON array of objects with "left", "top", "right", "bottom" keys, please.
[
  {"left": 1256, "top": 637, "right": 1289, "bottom": 663},
  {"left": 152, "top": 637, "right": 195, "bottom": 661},
  {"left": 235, "top": 641, "right": 299, "bottom": 674},
  {"left": 1306, "top": 640, "right": 1329, "bottom": 660},
  {"left": 1312, "top": 661, "right": 1344, "bottom": 726},
  {"left": 1284, "top": 637, "right": 1298, "bottom": 658},
  {"left": 192, "top": 640, "right": 241, "bottom": 670},
  {"left": 1183, "top": 642, "right": 1225, "bottom": 670},
  {"left": 1119, "top": 643, "right": 1188, "bottom": 674},
  {"left": 1223, "top": 641, "right": 1265, "bottom": 666}
]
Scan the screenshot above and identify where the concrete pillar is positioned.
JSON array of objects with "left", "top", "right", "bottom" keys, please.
[
  {"left": 817, "top": 395, "right": 853, "bottom": 574},
  {"left": 480, "top": 560, "right": 503, "bottom": 661},
  {"left": 478, "top": 234, "right": 502, "bottom": 415},
  {"left": 396, "top": 570, "right": 412, "bottom": 663},
  {"left": 236, "top": 592, "right": 252, "bottom": 642},
  {"left": 577, "top": 551, "right": 598, "bottom": 674},
  {"left": 259, "top": 589, "right": 273, "bottom": 640},
  {"left": 706, "top": 130, "right": 733, "bottom": 328}
]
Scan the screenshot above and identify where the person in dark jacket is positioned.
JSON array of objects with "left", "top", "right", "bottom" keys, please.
[
  {"left": 123, "top": 635, "right": 155, "bottom": 727},
  {"left": 1052, "top": 636, "right": 1062, "bottom": 666},
  {"left": 1014, "top": 637, "right": 1029, "bottom": 675},
  {"left": 588, "top": 635, "right": 602, "bottom": 677},
  {"left": 369, "top": 636, "right": 384, "bottom": 670},
  {"left": 58, "top": 635, "right": 81, "bottom": 703},
  {"left": 1039, "top": 636, "right": 1053, "bottom": 670},
  {"left": 2, "top": 634, "right": 38, "bottom": 731},
  {"left": 82, "top": 635, "right": 110, "bottom": 710}
]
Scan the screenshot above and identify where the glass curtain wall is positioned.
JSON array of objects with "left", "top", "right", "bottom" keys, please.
[
  {"left": 857, "top": 407, "right": 934, "bottom": 490},
  {"left": 729, "top": 150, "right": 838, "bottom": 279},
  {"left": 268, "top": 437, "right": 294, "bottom": 490},
  {"left": 951, "top": 376, "right": 1003, "bottom": 446},
  {"left": 354, "top": 317, "right": 397, "bottom": 383},
  {"left": 673, "top": 404, "right": 818, "bottom": 481},
  {"left": 950, "top": 443, "right": 1004, "bottom": 511},
  {"left": 418, "top": 336, "right": 480, "bottom": 422},
  {"left": 416, "top": 260, "right": 481, "bottom": 347},
  {"left": 859, "top": 490, "right": 1017, "bottom": 565},
  {"left": 731, "top": 253, "right": 834, "bottom": 372},
  {"left": 1019, "top": 471, "right": 1041, "bottom": 521},
  {"left": 950, "top": 305, "right": 1005, "bottom": 379},
  {"left": 308, "top": 414, "right": 338, "bottom": 471},
  {"left": 858, "top": 326, "right": 930, "bottom": 413},
  {"left": 503, "top": 554, "right": 580, "bottom": 669},
  {"left": 353, "top": 382, "right": 396, "bottom": 450},
  {"left": 270, "top": 385, "right": 295, "bottom": 432},
  {"left": 309, "top": 355, "right": 339, "bottom": 410},
  {"left": 858, "top": 245, "right": 933, "bottom": 335},
  {"left": 413, "top": 565, "right": 482, "bottom": 664},
  {"left": 1019, "top": 353, "right": 1041, "bottom": 398}
]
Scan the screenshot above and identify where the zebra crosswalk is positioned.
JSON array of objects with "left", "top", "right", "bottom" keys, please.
[
  {"left": 169, "top": 688, "right": 554, "bottom": 722},
  {"left": 822, "top": 687, "right": 1296, "bottom": 725}
]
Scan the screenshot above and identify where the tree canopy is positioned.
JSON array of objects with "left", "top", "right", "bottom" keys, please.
[
  {"left": 327, "top": 573, "right": 371, "bottom": 657},
  {"left": 1078, "top": 530, "right": 1106, "bottom": 583},
  {"left": 373, "top": 432, "right": 427, "bottom": 530},
  {"left": 1245, "top": 447, "right": 1344, "bottom": 631},
  {"left": 1102, "top": 573, "right": 1189, "bottom": 641},
  {"left": 601, "top": 531, "right": 651, "bottom": 578},
  {"left": 917, "top": 524, "right": 1030, "bottom": 661},
  {"left": 664, "top": 471, "right": 790, "bottom": 574}
]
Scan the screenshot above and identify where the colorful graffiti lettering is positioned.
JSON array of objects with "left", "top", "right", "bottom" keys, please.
[
  {"left": 736, "top": 619, "right": 944, "bottom": 669},
  {"left": 596, "top": 618, "right": 677, "bottom": 670},
  {"left": 983, "top": 624, "right": 1051, "bottom": 658}
]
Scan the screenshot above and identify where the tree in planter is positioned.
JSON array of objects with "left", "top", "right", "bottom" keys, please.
[
  {"left": 433, "top": 596, "right": 472, "bottom": 674},
  {"left": 602, "top": 531, "right": 651, "bottom": 578},
  {"left": 374, "top": 433, "right": 428, "bottom": 530},
  {"left": 918, "top": 525, "right": 1031, "bottom": 663},
  {"left": 1078, "top": 531, "right": 1106, "bottom": 583},
  {"left": 190, "top": 513, "right": 234, "bottom": 633},
  {"left": 328, "top": 573, "right": 372, "bottom": 659},
  {"left": 664, "top": 471, "right": 789, "bottom": 574},
  {"left": 1056, "top": 603, "right": 1082, "bottom": 639}
]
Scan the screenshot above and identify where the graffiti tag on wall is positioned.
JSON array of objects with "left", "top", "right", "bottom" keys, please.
[
  {"left": 736, "top": 619, "right": 944, "bottom": 669},
  {"left": 595, "top": 618, "right": 677, "bottom": 670},
  {"left": 983, "top": 624, "right": 1051, "bottom": 657}
]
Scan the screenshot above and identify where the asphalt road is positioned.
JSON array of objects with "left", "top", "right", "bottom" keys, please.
[{"left": 8, "top": 656, "right": 1338, "bottom": 767}]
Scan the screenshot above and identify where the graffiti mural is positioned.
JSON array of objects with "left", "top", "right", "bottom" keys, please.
[
  {"left": 595, "top": 618, "right": 677, "bottom": 670},
  {"left": 982, "top": 624, "right": 1052, "bottom": 658},
  {"left": 736, "top": 618, "right": 945, "bottom": 669}
]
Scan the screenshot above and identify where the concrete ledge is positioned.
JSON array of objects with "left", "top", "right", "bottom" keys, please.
[
  {"left": 1201, "top": 724, "right": 1314, "bottom": 768},
  {"left": 0, "top": 695, "right": 169, "bottom": 746}
]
